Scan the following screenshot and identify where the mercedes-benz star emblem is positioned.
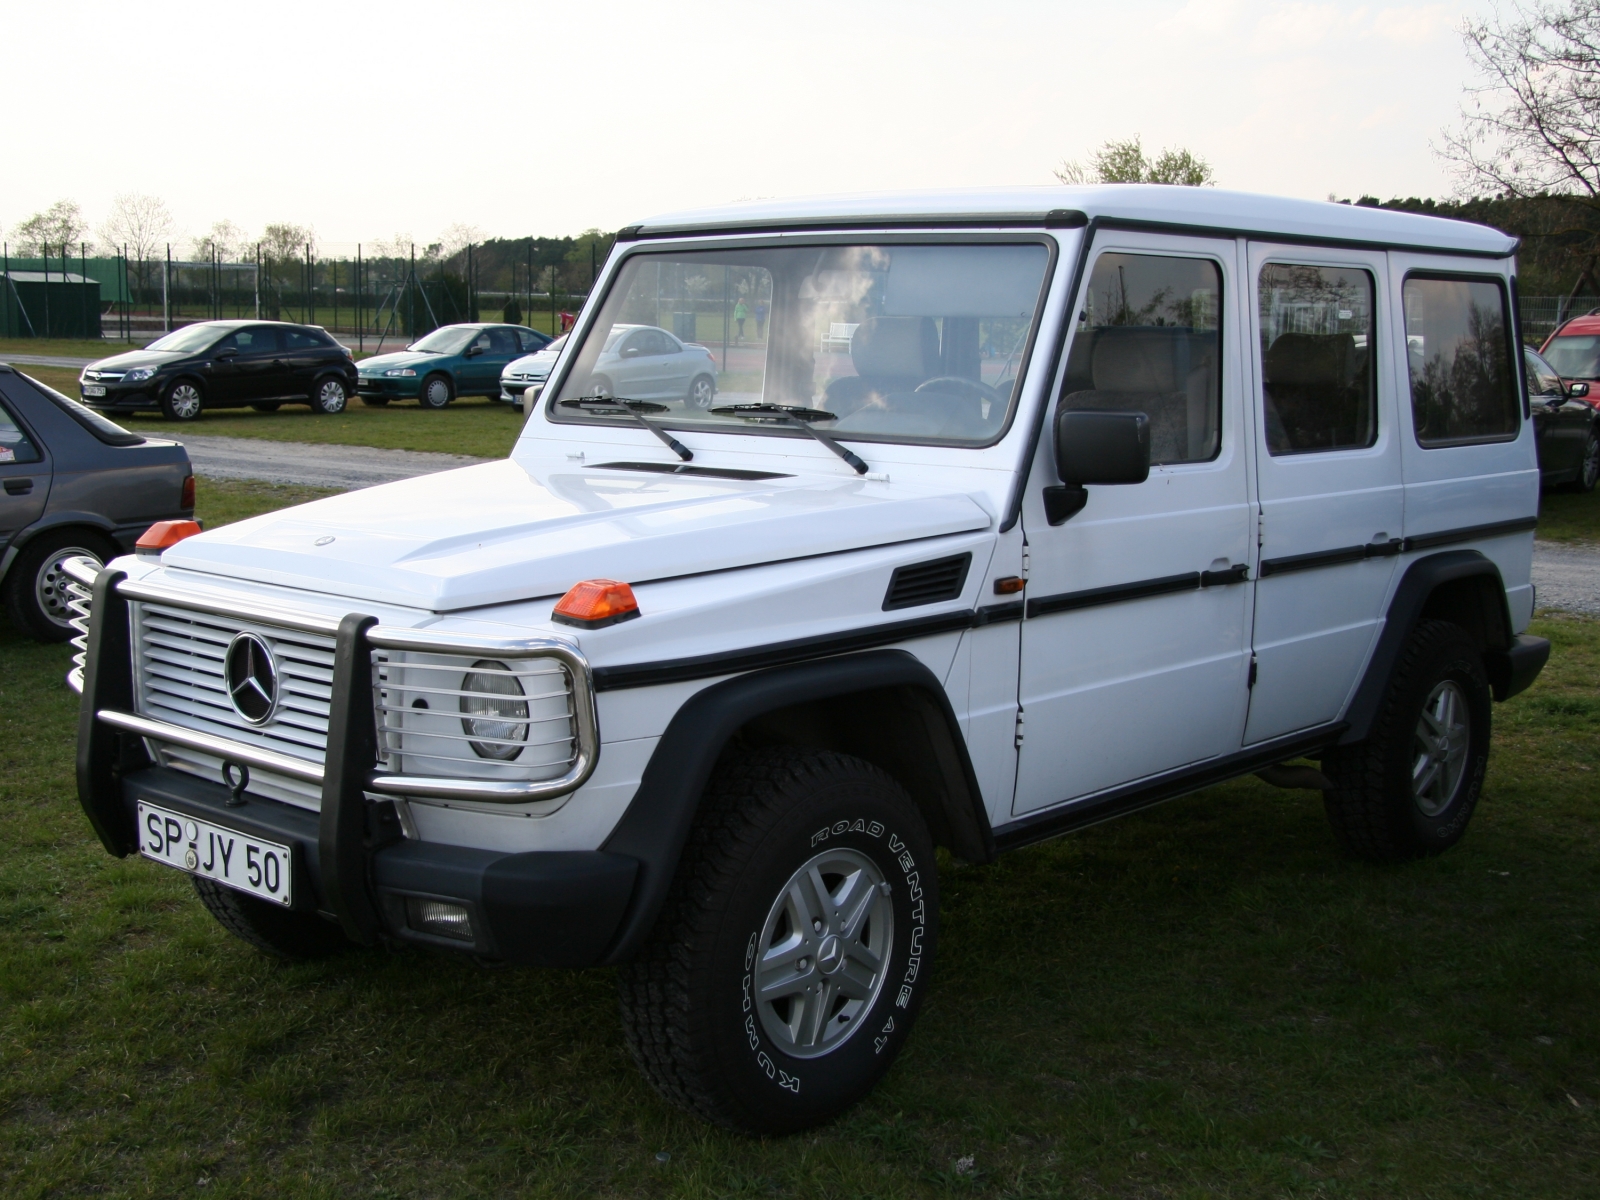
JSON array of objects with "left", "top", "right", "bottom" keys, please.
[{"left": 224, "top": 632, "right": 279, "bottom": 725}]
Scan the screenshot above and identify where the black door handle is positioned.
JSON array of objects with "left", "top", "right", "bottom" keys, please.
[{"left": 5, "top": 478, "right": 34, "bottom": 495}]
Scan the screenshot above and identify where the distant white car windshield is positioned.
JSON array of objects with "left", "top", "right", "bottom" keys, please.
[{"left": 548, "top": 240, "right": 1053, "bottom": 447}]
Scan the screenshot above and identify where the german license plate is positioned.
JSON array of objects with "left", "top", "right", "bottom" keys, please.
[
  {"left": 83, "top": 384, "right": 107, "bottom": 397},
  {"left": 136, "top": 799, "right": 293, "bottom": 906}
]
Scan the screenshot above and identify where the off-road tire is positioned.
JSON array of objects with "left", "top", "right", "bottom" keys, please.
[
  {"left": 3, "top": 528, "right": 116, "bottom": 642},
  {"left": 1322, "top": 619, "right": 1491, "bottom": 861},
  {"left": 160, "top": 379, "right": 204, "bottom": 421},
  {"left": 191, "top": 876, "right": 353, "bottom": 960},
  {"left": 419, "top": 374, "right": 453, "bottom": 409},
  {"left": 618, "top": 748, "right": 937, "bottom": 1135}
]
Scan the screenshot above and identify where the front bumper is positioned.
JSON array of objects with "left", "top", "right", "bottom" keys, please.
[
  {"left": 82, "top": 381, "right": 159, "bottom": 410},
  {"left": 124, "top": 766, "right": 638, "bottom": 964},
  {"left": 357, "top": 376, "right": 421, "bottom": 398}
]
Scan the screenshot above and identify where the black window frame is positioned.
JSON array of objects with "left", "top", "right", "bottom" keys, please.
[{"left": 1401, "top": 270, "right": 1522, "bottom": 449}]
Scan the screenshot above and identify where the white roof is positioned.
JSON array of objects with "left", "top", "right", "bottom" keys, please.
[{"left": 633, "top": 186, "right": 1516, "bottom": 257}]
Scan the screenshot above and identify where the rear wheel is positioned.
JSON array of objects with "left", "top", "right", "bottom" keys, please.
[
  {"left": 420, "top": 374, "right": 454, "bottom": 409},
  {"left": 1322, "top": 619, "right": 1491, "bottom": 861},
  {"left": 192, "top": 877, "right": 353, "bottom": 960},
  {"left": 311, "top": 377, "right": 348, "bottom": 414},
  {"left": 687, "top": 374, "right": 716, "bottom": 411},
  {"left": 1569, "top": 428, "right": 1599, "bottom": 493},
  {"left": 584, "top": 374, "right": 614, "bottom": 400},
  {"left": 2, "top": 528, "right": 116, "bottom": 643},
  {"left": 160, "top": 380, "right": 203, "bottom": 421},
  {"left": 618, "top": 748, "right": 937, "bottom": 1135}
]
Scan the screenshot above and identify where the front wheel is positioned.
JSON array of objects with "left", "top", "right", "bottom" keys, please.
[
  {"left": 192, "top": 877, "right": 353, "bottom": 960},
  {"left": 618, "top": 748, "right": 937, "bottom": 1135},
  {"left": 686, "top": 374, "right": 716, "bottom": 411},
  {"left": 160, "top": 380, "right": 203, "bottom": 421},
  {"left": 311, "top": 377, "right": 348, "bottom": 414},
  {"left": 419, "top": 374, "right": 453, "bottom": 409},
  {"left": 1322, "top": 619, "right": 1491, "bottom": 861}
]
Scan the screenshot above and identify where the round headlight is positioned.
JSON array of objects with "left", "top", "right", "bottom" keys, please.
[{"left": 459, "top": 660, "right": 528, "bottom": 761}]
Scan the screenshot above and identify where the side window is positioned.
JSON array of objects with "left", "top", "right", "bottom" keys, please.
[
  {"left": 488, "top": 328, "right": 519, "bottom": 355},
  {"left": 241, "top": 327, "right": 281, "bottom": 354},
  {"left": 471, "top": 331, "right": 492, "bottom": 354},
  {"left": 1258, "top": 263, "right": 1377, "bottom": 455},
  {"left": 517, "top": 329, "right": 545, "bottom": 352},
  {"left": 1524, "top": 350, "right": 1561, "bottom": 397},
  {"left": 1063, "top": 252, "right": 1221, "bottom": 465},
  {"left": 1403, "top": 276, "right": 1519, "bottom": 446},
  {"left": 0, "top": 402, "right": 42, "bottom": 465},
  {"left": 283, "top": 328, "right": 322, "bottom": 350}
]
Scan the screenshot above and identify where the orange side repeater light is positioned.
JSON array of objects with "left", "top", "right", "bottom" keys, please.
[
  {"left": 136, "top": 519, "right": 203, "bottom": 553},
  {"left": 552, "top": 579, "right": 640, "bottom": 629}
]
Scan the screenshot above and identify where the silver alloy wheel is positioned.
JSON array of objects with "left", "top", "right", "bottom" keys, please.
[
  {"left": 1412, "top": 679, "right": 1470, "bottom": 816},
  {"left": 166, "top": 383, "right": 202, "bottom": 419},
  {"left": 754, "top": 847, "right": 894, "bottom": 1059},
  {"left": 1583, "top": 432, "right": 1599, "bottom": 490},
  {"left": 317, "top": 379, "right": 347, "bottom": 413},
  {"left": 35, "top": 547, "right": 101, "bottom": 632},
  {"left": 688, "top": 375, "right": 715, "bottom": 410},
  {"left": 423, "top": 376, "right": 452, "bottom": 407}
]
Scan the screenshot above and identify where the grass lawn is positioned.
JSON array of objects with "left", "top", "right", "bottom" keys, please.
[
  {"left": 1538, "top": 487, "right": 1600, "bottom": 544},
  {"left": 1, "top": 480, "right": 1597, "bottom": 1196}
]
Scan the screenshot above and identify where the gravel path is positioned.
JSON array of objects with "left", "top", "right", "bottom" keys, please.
[
  {"left": 176, "top": 434, "right": 492, "bottom": 490},
  {"left": 1532, "top": 541, "right": 1600, "bottom": 616},
  {"left": 2, "top": 353, "right": 96, "bottom": 368}
]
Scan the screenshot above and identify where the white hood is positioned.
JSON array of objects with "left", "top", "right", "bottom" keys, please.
[{"left": 164, "top": 459, "right": 993, "bottom": 611}]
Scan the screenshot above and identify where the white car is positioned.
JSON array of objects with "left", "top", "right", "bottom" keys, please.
[
  {"left": 499, "top": 333, "right": 567, "bottom": 409},
  {"left": 67, "top": 186, "right": 1548, "bottom": 1136},
  {"left": 579, "top": 323, "right": 719, "bottom": 408}
]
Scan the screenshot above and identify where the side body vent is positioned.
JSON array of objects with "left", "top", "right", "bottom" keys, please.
[{"left": 882, "top": 553, "right": 972, "bottom": 611}]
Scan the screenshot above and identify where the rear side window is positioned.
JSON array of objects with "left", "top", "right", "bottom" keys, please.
[
  {"left": 517, "top": 329, "right": 548, "bottom": 352},
  {"left": 284, "top": 328, "right": 326, "bottom": 350},
  {"left": 0, "top": 397, "right": 43, "bottom": 463},
  {"left": 1403, "top": 276, "right": 1519, "bottom": 446},
  {"left": 1258, "top": 263, "right": 1377, "bottom": 455},
  {"left": 1063, "top": 252, "right": 1221, "bottom": 465}
]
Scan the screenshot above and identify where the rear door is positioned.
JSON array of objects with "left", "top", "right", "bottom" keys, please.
[
  {"left": 281, "top": 326, "right": 332, "bottom": 398},
  {"left": 1244, "top": 244, "right": 1404, "bottom": 743},
  {"left": 0, "top": 390, "right": 50, "bottom": 547},
  {"left": 1526, "top": 348, "right": 1587, "bottom": 480}
]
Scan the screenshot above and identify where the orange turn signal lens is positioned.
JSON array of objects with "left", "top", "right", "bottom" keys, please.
[
  {"left": 136, "top": 519, "right": 203, "bottom": 552},
  {"left": 993, "top": 576, "right": 1026, "bottom": 595},
  {"left": 552, "top": 578, "right": 640, "bottom": 629}
]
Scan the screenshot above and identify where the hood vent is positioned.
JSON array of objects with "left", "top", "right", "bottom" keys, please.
[{"left": 883, "top": 553, "right": 972, "bottom": 610}]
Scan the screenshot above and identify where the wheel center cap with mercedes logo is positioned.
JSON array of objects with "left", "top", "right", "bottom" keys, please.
[{"left": 224, "top": 632, "right": 279, "bottom": 725}]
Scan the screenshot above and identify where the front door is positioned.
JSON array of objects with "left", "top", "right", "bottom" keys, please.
[
  {"left": 1013, "top": 233, "right": 1254, "bottom": 816},
  {"left": 235, "top": 325, "right": 286, "bottom": 400},
  {"left": 1244, "top": 245, "right": 1404, "bottom": 744}
]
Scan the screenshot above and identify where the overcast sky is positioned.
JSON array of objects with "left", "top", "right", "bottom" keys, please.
[{"left": 3, "top": 0, "right": 1493, "bottom": 251}]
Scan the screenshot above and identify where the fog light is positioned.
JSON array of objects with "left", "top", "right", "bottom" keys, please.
[{"left": 405, "top": 897, "right": 475, "bottom": 941}]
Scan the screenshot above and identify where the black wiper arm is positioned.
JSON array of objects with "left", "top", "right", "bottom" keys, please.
[
  {"left": 559, "top": 396, "right": 692, "bottom": 462},
  {"left": 708, "top": 403, "right": 868, "bottom": 475}
]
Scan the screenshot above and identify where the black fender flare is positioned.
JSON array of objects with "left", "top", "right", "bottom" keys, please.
[
  {"left": 1340, "top": 549, "right": 1514, "bottom": 744},
  {"left": 598, "top": 648, "right": 992, "bottom": 964}
]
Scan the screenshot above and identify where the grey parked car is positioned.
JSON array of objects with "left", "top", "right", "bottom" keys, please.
[
  {"left": 581, "top": 324, "right": 720, "bottom": 409},
  {"left": 0, "top": 365, "right": 193, "bottom": 641}
]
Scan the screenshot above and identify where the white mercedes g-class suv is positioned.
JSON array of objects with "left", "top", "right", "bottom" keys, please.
[{"left": 67, "top": 187, "right": 1550, "bottom": 1134}]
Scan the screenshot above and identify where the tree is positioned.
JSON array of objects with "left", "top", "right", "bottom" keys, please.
[
  {"left": 260, "top": 222, "right": 314, "bottom": 262},
  {"left": 191, "top": 219, "right": 247, "bottom": 262},
  {"left": 1054, "top": 137, "right": 1215, "bottom": 186},
  {"left": 12, "top": 199, "right": 92, "bottom": 255},
  {"left": 98, "top": 193, "right": 173, "bottom": 263}
]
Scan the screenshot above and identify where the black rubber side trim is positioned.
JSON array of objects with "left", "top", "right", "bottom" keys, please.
[
  {"left": 1027, "top": 571, "right": 1199, "bottom": 618},
  {"left": 597, "top": 649, "right": 992, "bottom": 964},
  {"left": 319, "top": 613, "right": 383, "bottom": 945},
  {"left": 76, "top": 566, "right": 145, "bottom": 857},
  {"left": 1260, "top": 545, "right": 1369, "bottom": 576},
  {"left": 591, "top": 609, "right": 973, "bottom": 691},
  {"left": 1339, "top": 550, "right": 1511, "bottom": 745},
  {"left": 992, "top": 721, "right": 1347, "bottom": 852},
  {"left": 1401, "top": 516, "right": 1538, "bottom": 552},
  {"left": 973, "top": 600, "right": 1025, "bottom": 625}
]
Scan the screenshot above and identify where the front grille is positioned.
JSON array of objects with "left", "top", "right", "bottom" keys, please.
[
  {"left": 133, "top": 603, "right": 334, "bottom": 808},
  {"left": 882, "top": 553, "right": 973, "bottom": 610}
]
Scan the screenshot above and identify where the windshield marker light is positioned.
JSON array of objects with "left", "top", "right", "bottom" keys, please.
[
  {"left": 136, "top": 519, "right": 203, "bottom": 554},
  {"left": 552, "top": 579, "right": 640, "bottom": 629}
]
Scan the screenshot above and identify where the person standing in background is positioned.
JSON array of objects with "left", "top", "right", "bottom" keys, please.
[
  {"left": 754, "top": 300, "right": 768, "bottom": 341},
  {"left": 733, "top": 297, "right": 749, "bottom": 343}
]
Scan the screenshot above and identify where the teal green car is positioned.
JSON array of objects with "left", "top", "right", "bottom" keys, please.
[{"left": 356, "top": 323, "right": 553, "bottom": 409}]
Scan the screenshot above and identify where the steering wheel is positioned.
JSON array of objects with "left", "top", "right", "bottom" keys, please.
[{"left": 914, "top": 376, "right": 1004, "bottom": 406}]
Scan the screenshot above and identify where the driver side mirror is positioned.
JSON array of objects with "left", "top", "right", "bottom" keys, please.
[
  {"left": 465, "top": 344, "right": 483, "bottom": 357},
  {"left": 1568, "top": 380, "right": 1590, "bottom": 398},
  {"left": 1045, "top": 409, "right": 1151, "bottom": 525},
  {"left": 214, "top": 347, "right": 238, "bottom": 360}
]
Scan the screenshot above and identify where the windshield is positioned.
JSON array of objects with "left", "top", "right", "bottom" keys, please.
[
  {"left": 1542, "top": 333, "right": 1600, "bottom": 378},
  {"left": 548, "top": 241, "right": 1052, "bottom": 447},
  {"left": 544, "top": 333, "right": 567, "bottom": 354},
  {"left": 146, "top": 324, "right": 228, "bottom": 353},
  {"left": 409, "top": 326, "right": 478, "bottom": 354}
]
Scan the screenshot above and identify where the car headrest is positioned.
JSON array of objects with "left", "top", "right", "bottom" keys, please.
[
  {"left": 1264, "top": 332, "right": 1355, "bottom": 386},
  {"left": 1091, "top": 330, "right": 1185, "bottom": 393},
  {"left": 851, "top": 317, "right": 939, "bottom": 379}
]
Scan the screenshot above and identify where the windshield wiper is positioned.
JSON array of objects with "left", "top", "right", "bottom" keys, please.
[
  {"left": 708, "top": 403, "right": 868, "bottom": 475},
  {"left": 559, "top": 396, "right": 693, "bottom": 461}
]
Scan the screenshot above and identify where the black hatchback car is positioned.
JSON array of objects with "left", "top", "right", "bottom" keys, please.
[
  {"left": 1, "top": 365, "right": 193, "bottom": 641},
  {"left": 1525, "top": 346, "right": 1600, "bottom": 492},
  {"left": 79, "top": 320, "right": 360, "bottom": 421}
]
